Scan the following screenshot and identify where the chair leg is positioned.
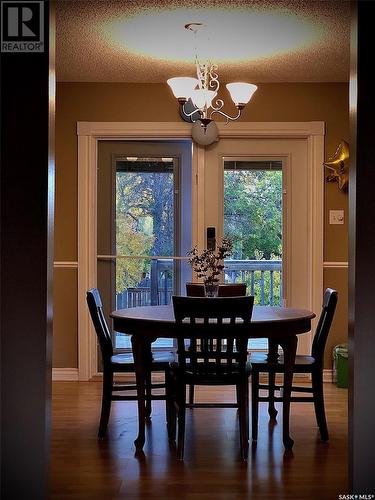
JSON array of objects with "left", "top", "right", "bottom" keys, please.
[
  {"left": 312, "top": 369, "right": 329, "bottom": 441},
  {"left": 238, "top": 381, "right": 249, "bottom": 460},
  {"left": 189, "top": 384, "right": 195, "bottom": 405},
  {"left": 145, "top": 370, "right": 152, "bottom": 418},
  {"left": 98, "top": 369, "right": 113, "bottom": 438},
  {"left": 177, "top": 384, "right": 186, "bottom": 460},
  {"left": 268, "top": 370, "right": 278, "bottom": 419},
  {"left": 165, "top": 370, "right": 176, "bottom": 441},
  {"left": 251, "top": 370, "right": 259, "bottom": 441},
  {"left": 237, "top": 383, "right": 243, "bottom": 451}
]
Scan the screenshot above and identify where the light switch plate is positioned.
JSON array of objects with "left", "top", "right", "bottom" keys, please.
[{"left": 329, "top": 210, "right": 345, "bottom": 225}]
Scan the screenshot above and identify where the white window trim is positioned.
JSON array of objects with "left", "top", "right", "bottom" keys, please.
[{"left": 77, "top": 121, "right": 324, "bottom": 381}]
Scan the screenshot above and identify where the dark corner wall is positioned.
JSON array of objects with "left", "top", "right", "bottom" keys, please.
[
  {"left": 0, "top": 0, "right": 55, "bottom": 498},
  {"left": 349, "top": 0, "right": 375, "bottom": 493}
]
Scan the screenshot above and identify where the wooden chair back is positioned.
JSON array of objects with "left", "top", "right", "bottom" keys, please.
[
  {"left": 186, "top": 282, "right": 247, "bottom": 297},
  {"left": 311, "top": 288, "right": 338, "bottom": 363},
  {"left": 172, "top": 296, "right": 254, "bottom": 377},
  {"left": 86, "top": 288, "right": 114, "bottom": 361}
]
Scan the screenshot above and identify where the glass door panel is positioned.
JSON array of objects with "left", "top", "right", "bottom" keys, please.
[
  {"left": 223, "top": 159, "right": 283, "bottom": 350},
  {"left": 114, "top": 157, "right": 176, "bottom": 349},
  {"left": 97, "top": 140, "right": 192, "bottom": 356},
  {"left": 223, "top": 160, "right": 283, "bottom": 306}
]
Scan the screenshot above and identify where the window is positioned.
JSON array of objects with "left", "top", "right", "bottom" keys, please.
[
  {"left": 224, "top": 159, "right": 283, "bottom": 349},
  {"left": 114, "top": 157, "right": 178, "bottom": 349}
]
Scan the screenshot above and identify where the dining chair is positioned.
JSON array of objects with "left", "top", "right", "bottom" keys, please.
[
  {"left": 250, "top": 288, "right": 338, "bottom": 442},
  {"left": 167, "top": 295, "right": 254, "bottom": 460},
  {"left": 86, "top": 288, "right": 175, "bottom": 438},
  {"left": 186, "top": 282, "right": 247, "bottom": 404},
  {"left": 186, "top": 282, "right": 247, "bottom": 298}
]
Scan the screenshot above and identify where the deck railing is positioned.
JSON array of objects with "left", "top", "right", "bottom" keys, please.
[
  {"left": 116, "top": 258, "right": 282, "bottom": 308},
  {"left": 225, "top": 260, "right": 282, "bottom": 306}
]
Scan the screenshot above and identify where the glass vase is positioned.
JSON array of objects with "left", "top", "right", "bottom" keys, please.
[{"left": 204, "top": 281, "right": 219, "bottom": 297}]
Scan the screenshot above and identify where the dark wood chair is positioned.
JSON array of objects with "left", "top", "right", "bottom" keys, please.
[
  {"left": 186, "top": 282, "right": 247, "bottom": 298},
  {"left": 167, "top": 295, "right": 254, "bottom": 460},
  {"left": 86, "top": 288, "right": 175, "bottom": 438},
  {"left": 186, "top": 282, "right": 247, "bottom": 404},
  {"left": 250, "top": 288, "right": 338, "bottom": 442}
]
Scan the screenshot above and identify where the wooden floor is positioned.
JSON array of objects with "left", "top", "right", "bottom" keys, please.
[{"left": 50, "top": 381, "right": 348, "bottom": 500}]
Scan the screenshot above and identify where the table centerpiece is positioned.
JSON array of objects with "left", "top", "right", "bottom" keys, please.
[{"left": 187, "top": 237, "right": 233, "bottom": 297}]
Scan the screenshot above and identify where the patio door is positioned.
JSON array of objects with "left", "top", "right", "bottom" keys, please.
[
  {"left": 97, "top": 140, "right": 192, "bottom": 353},
  {"left": 203, "top": 137, "right": 314, "bottom": 354}
]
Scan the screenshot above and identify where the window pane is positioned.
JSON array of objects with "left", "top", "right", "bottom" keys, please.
[
  {"left": 224, "top": 160, "right": 283, "bottom": 350},
  {"left": 114, "top": 158, "right": 177, "bottom": 349},
  {"left": 116, "top": 158, "right": 175, "bottom": 257}
]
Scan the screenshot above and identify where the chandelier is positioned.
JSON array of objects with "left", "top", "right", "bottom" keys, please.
[{"left": 167, "top": 23, "right": 257, "bottom": 132}]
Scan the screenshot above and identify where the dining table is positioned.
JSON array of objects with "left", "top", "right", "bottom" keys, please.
[{"left": 110, "top": 304, "right": 315, "bottom": 451}]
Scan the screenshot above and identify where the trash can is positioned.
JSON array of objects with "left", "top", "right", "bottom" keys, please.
[{"left": 333, "top": 344, "right": 348, "bottom": 388}]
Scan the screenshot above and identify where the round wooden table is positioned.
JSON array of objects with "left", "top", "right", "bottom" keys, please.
[{"left": 111, "top": 304, "right": 315, "bottom": 450}]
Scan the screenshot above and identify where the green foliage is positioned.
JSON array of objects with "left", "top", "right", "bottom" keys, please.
[
  {"left": 115, "top": 216, "right": 154, "bottom": 293},
  {"left": 114, "top": 162, "right": 283, "bottom": 299},
  {"left": 115, "top": 169, "right": 169, "bottom": 293},
  {"left": 116, "top": 170, "right": 173, "bottom": 257},
  {"left": 224, "top": 170, "right": 282, "bottom": 260}
]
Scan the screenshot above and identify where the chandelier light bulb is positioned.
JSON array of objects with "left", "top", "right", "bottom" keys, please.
[
  {"left": 226, "top": 83, "right": 258, "bottom": 106},
  {"left": 167, "top": 77, "right": 199, "bottom": 101}
]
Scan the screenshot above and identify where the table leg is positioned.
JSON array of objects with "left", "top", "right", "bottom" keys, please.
[
  {"left": 266, "top": 339, "right": 279, "bottom": 419},
  {"left": 131, "top": 335, "right": 152, "bottom": 450},
  {"left": 278, "top": 335, "right": 297, "bottom": 449}
]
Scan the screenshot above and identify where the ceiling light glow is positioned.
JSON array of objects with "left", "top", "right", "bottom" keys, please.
[{"left": 103, "top": 7, "right": 323, "bottom": 63}]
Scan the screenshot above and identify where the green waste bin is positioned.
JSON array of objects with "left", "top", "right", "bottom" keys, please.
[{"left": 333, "top": 344, "right": 348, "bottom": 388}]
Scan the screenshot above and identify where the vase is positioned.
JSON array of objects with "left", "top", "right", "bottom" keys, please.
[{"left": 204, "top": 281, "right": 219, "bottom": 297}]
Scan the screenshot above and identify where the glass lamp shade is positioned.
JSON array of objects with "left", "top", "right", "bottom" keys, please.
[
  {"left": 190, "top": 89, "right": 217, "bottom": 110},
  {"left": 167, "top": 77, "right": 199, "bottom": 100},
  {"left": 226, "top": 82, "right": 258, "bottom": 106}
]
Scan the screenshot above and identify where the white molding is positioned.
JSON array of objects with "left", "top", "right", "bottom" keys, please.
[
  {"left": 78, "top": 133, "right": 98, "bottom": 381},
  {"left": 307, "top": 133, "right": 325, "bottom": 342},
  {"left": 77, "top": 121, "right": 324, "bottom": 381},
  {"left": 54, "top": 261, "right": 78, "bottom": 269},
  {"left": 52, "top": 368, "right": 79, "bottom": 381},
  {"left": 195, "top": 145, "right": 206, "bottom": 249},
  {"left": 77, "top": 121, "right": 325, "bottom": 138},
  {"left": 323, "top": 261, "right": 349, "bottom": 269}
]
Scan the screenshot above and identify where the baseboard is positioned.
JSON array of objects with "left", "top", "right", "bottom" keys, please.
[{"left": 52, "top": 368, "right": 79, "bottom": 381}]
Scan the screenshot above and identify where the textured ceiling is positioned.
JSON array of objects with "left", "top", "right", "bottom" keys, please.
[{"left": 56, "top": 0, "right": 350, "bottom": 83}]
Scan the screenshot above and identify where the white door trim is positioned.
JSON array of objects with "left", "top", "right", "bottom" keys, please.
[{"left": 77, "top": 121, "right": 324, "bottom": 381}]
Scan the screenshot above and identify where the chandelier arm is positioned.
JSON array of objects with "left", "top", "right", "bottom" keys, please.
[
  {"left": 210, "top": 99, "right": 224, "bottom": 112},
  {"left": 209, "top": 64, "right": 219, "bottom": 93},
  {"left": 209, "top": 108, "right": 242, "bottom": 124},
  {"left": 181, "top": 102, "right": 201, "bottom": 119}
]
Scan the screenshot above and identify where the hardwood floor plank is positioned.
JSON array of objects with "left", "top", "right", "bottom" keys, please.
[{"left": 50, "top": 381, "right": 348, "bottom": 499}]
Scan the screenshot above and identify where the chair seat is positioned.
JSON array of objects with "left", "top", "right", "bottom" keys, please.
[
  {"left": 250, "top": 351, "right": 316, "bottom": 372},
  {"left": 111, "top": 350, "right": 176, "bottom": 370},
  {"left": 170, "top": 360, "right": 252, "bottom": 384}
]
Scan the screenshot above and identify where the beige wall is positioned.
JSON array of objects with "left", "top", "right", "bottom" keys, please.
[{"left": 54, "top": 82, "right": 348, "bottom": 369}]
